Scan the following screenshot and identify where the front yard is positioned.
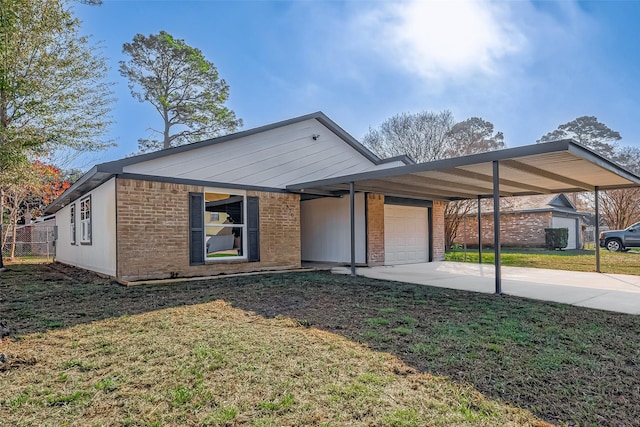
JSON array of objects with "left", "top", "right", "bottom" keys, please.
[
  {"left": 445, "top": 247, "right": 640, "bottom": 275},
  {"left": 1, "top": 262, "right": 639, "bottom": 426}
]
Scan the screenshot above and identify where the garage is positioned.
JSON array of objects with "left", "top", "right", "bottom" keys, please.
[
  {"left": 552, "top": 216, "right": 578, "bottom": 250},
  {"left": 384, "top": 204, "right": 429, "bottom": 265}
]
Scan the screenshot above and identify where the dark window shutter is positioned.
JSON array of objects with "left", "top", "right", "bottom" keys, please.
[
  {"left": 189, "top": 192, "right": 205, "bottom": 265},
  {"left": 247, "top": 196, "right": 260, "bottom": 262}
]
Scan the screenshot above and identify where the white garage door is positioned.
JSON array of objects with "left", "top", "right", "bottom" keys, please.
[
  {"left": 552, "top": 216, "right": 577, "bottom": 249},
  {"left": 384, "top": 204, "right": 429, "bottom": 265}
]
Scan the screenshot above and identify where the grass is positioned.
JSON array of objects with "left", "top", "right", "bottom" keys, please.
[
  {"left": 445, "top": 247, "right": 640, "bottom": 275},
  {"left": 1, "top": 261, "right": 639, "bottom": 426},
  {"left": 0, "top": 296, "right": 542, "bottom": 425}
]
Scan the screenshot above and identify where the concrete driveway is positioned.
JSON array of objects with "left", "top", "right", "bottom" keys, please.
[{"left": 332, "top": 262, "right": 640, "bottom": 315}]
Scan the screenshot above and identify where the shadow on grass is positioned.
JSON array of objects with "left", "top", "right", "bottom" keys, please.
[{"left": 1, "top": 262, "right": 639, "bottom": 426}]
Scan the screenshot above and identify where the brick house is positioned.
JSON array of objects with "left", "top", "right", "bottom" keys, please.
[
  {"left": 452, "top": 194, "right": 589, "bottom": 249},
  {"left": 46, "top": 112, "right": 446, "bottom": 283},
  {"left": 47, "top": 112, "right": 640, "bottom": 283}
]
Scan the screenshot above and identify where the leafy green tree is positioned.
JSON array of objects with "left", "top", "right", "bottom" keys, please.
[
  {"left": 537, "top": 116, "right": 621, "bottom": 159},
  {"left": 446, "top": 117, "right": 505, "bottom": 156},
  {"left": 538, "top": 117, "right": 640, "bottom": 230},
  {"left": 119, "top": 31, "right": 242, "bottom": 152},
  {"left": 0, "top": 0, "right": 113, "bottom": 269}
]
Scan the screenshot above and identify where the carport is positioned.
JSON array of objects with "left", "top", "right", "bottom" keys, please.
[{"left": 288, "top": 139, "right": 640, "bottom": 294}]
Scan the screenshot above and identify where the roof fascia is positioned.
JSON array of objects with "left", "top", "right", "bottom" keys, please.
[
  {"left": 287, "top": 141, "right": 573, "bottom": 190},
  {"left": 46, "top": 112, "right": 387, "bottom": 213},
  {"left": 287, "top": 139, "right": 640, "bottom": 191},
  {"left": 117, "top": 173, "right": 290, "bottom": 194},
  {"left": 551, "top": 193, "right": 576, "bottom": 210},
  {"left": 44, "top": 166, "right": 104, "bottom": 214},
  {"left": 379, "top": 154, "right": 416, "bottom": 165},
  {"left": 566, "top": 140, "right": 640, "bottom": 185},
  {"left": 313, "top": 114, "right": 383, "bottom": 164},
  {"left": 99, "top": 111, "right": 384, "bottom": 173}
]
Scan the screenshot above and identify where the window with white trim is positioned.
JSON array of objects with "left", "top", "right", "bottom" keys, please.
[
  {"left": 70, "top": 204, "right": 76, "bottom": 245},
  {"left": 79, "top": 196, "right": 92, "bottom": 244},
  {"left": 204, "top": 192, "right": 245, "bottom": 260}
]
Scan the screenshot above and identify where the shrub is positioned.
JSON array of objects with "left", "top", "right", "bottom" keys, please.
[{"left": 544, "top": 228, "right": 568, "bottom": 250}]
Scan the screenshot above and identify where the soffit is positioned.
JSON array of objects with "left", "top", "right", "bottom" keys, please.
[{"left": 287, "top": 140, "right": 640, "bottom": 200}]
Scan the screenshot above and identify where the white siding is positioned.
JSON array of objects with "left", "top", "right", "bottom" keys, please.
[
  {"left": 55, "top": 178, "right": 117, "bottom": 276},
  {"left": 123, "top": 119, "right": 383, "bottom": 188},
  {"left": 300, "top": 194, "right": 366, "bottom": 263}
]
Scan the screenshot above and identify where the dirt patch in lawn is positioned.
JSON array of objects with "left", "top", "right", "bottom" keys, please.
[{"left": 1, "top": 262, "right": 639, "bottom": 426}]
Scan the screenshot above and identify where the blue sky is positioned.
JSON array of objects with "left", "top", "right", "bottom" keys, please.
[{"left": 73, "top": 0, "right": 640, "bottom": 168}]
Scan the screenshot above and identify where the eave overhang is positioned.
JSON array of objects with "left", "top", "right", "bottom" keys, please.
[{"left": 287, "top": 140, "right": 640, "bottom": 201}]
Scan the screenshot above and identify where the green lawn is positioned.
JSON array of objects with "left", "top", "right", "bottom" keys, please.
[
  {"left": 0, "top": 263, "right": 548, "bottom": 427},
  {"left": 2, "top": 262, "right": 639, "bottom": 426},
  {"left": 445, "top": 247, "right": 640, "bottom": 275}
]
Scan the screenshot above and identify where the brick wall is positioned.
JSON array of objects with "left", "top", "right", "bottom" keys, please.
[
  {"left": 247, "top": 190, "right": 300, "bottom": 267},
  {"left": 116, "top": 178, "right": 301, "bottom": 282},
  {"left": 432, "top": 200, "right": 447, "bottom": 260},
  {"left": 452, "top": 212, "right": 552, "bottom": 248},
  {"left": 366, "top": 194, "right": 385, "bottom": 266}
]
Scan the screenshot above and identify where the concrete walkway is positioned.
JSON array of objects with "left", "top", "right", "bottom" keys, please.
[{"left": 332, "top": 262, "right": 640, "bottom": 315}]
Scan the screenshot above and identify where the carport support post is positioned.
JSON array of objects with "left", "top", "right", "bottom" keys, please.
[
  {"left": 350, "top": 181, "right": 356, "bottom": 277},
  {"left": 595, "top": 186, "right": 601, "bottom": 273},
  {"left": 493, "top": 161, "right": 502, "bottom": 294},
  {"left": 477, "top": 195, "right": 483, "bottom": 263}
]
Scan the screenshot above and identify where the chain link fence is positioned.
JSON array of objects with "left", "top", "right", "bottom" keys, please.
[
  {"left": 582, "top": 225, "right": 601, "bottom": 250},
  {"left": 1, "top": 224, "right": 57, "bottom": 261}
]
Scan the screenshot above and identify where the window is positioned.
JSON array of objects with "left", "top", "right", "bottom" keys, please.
[
  {"left": 70, "top": 204, "right": 76, "bottom": 245},
  {"left": 79, "top": 196, "right": 91, "bottom": 244},
  {"left": 204, "top": 192, "right": 245, "bottom": 259},
  {"left": 189, "top": 191, "right": 259, "bottom": 266}
]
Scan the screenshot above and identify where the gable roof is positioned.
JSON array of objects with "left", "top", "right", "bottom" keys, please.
[
  {"left": 547, "top": 193, "right": 576, "bottom": 210},
  {"left": 46, "top": 112, "right": 408, "bottom": 213},
  {"left": 465, "top": 193, "right": 582, "bottom": 215},
  {"left": 98, "top": 111, "right": 403, "bottom": 171}
]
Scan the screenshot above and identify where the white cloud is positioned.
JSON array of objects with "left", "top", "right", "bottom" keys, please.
[{"left": 354, "top": 0, "right": 526, "bottom": 80}]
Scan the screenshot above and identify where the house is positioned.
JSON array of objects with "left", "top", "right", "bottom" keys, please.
[
  {"left": 451, "top": 194, "right": 590, "bottom": 250},
  {"left": 46, "top": 112, "right": 445, "bottom": 282},
  {"left": 46, "top": 112, "right": 640, "bottom": 284}
]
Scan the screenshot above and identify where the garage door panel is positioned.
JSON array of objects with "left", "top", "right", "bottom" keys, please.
[{"left": 384, "top": 205, "right": 428, "bottom": 265}]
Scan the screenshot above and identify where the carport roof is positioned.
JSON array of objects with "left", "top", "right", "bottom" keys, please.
[{"left": 287, "top": 139, "right": 640, "bottom": 200}]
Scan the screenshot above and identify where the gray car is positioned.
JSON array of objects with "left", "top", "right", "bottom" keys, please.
[{"left": 599, "top": 221, "right": 640, "bottom": 251}]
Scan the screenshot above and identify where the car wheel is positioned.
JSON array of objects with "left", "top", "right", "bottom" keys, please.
[{"left": 605, "top": 239, "right": 623, "bottom": 252}]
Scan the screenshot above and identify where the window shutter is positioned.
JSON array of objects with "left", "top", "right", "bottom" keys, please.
[
  {"left": 247, "top": 196, "right": 260, "bottom": 262},
  {"left": 189, "top": 192, "right": 205, "bottom": 265}
]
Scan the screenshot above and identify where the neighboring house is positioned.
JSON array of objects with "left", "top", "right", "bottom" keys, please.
[
  {"left": 46, "top": 112, "right": 446, "bottom": 282},
  {"left": 451, "top": 194, "right": 589, "bottom": 249}
]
